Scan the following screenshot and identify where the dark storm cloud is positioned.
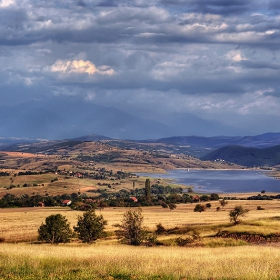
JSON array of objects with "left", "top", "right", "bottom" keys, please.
[
  {"left": 160, "top": 0, "right": 251, "bottom": 15},
  {"left": 0, "top": 0, "right": 279, "bottom": 48},
  {"left": 268, "top": 0, "right": 280, "bottom": 10},
  {"left": 239, "top": 60, "right": 280, "bottom": 70}
]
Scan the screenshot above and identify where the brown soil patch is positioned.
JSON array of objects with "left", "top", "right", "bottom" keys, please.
[
  {"left": 80, "top": 186, "right": 97, "bottom": 192},
  {"left": 0, "top": 152, "right": 46, "bottom": 158}
]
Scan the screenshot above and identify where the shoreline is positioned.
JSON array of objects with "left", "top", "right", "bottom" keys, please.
[{"left": 136, "top": 169, "right": 280, "bottom": 196}]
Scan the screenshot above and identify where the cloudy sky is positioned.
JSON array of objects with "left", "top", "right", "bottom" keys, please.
[{"left": 1, "top": 0, "right": 280, "bottom": 139}]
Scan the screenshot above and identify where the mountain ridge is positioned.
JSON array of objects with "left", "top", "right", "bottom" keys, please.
[{"left": 201, "top": 144, "right": 280, "bottom": 167}]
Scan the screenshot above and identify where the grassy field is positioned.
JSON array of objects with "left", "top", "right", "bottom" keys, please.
[
  {"left": 1, "top": 201, "right": 280, "bottom": 279},
  {"left": 1, "top": 243, "right": 280, "bottom": 280},
  {"left": 1, "top": 200, "right": 280, "bottom": 242}
]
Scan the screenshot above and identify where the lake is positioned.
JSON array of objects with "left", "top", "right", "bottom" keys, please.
[{"left": 137, "top": 169, "right": 280, "bottom": 194}]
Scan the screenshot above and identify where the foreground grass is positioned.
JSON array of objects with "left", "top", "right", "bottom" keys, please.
[
  {"left": 1, "top": 202, "right": 280, "bottom": 279},
  {"left": 1, "top": 243, "right": 280, "bottom": 280}
]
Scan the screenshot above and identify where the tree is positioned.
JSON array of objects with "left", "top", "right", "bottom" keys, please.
[
  {"left": 194, "top": 204, "right": 206, "bottom": 212},
  {"left": 168, "top": 203, "right": 177, "bottom": 211},
  {"left": 115, "top": 208, "right": 145, "bottom": 246},
  {"left": 210, "top": 193, "right": 219, "bottom": 200},
  {"left": 74, "top": 209, "right": 107, "bottom": 244},
  {"left": 145, "top": 179, "right": 151, "bottom": 202},
  {"left": 155, "top": 223, "right": 166, "bottom": 235},
  {"left": 38, "top": 214, "right": 72, "bottom": 244},
  {"left": 206, "top": 203, "right": 212, "bottom": 209},
  {"left": 229, "top": 205, "right": 249, "bottom": 224},
  {"left": 219, "top": 199, "right": 228, "bottom": 208}
]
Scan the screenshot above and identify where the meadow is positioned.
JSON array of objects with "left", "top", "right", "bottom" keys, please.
[{"left": 1, "top": 200, "right": 280, "bottom": 279}]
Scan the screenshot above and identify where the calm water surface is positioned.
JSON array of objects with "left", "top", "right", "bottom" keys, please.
[{"left": 137, "top": 169, "right": 280, "bottom": 193}]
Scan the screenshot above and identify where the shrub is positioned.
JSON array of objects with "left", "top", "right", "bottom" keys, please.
[
  {"left": 155, "top": 223, "right": 166, "bottom": 235},
  {"left": 229, "top": 205, "right": 249, "bottom": 225},
  {"left": 160, "top": 202, "right": 168, "bottom": 208},
  {"left": 38, "top": 214, "right": 72, "bottom": 244},
  {"left": 168, "top": 203, "right": 177, "bottom": 211},
  {"left": 257, "top": 206, "right": 265, "bottom": 210},
  {"left": 210, "top": 193, "right": 219, "bottom": 200},
  {"left": 74, "top": 209, "right": 107, "bottom": 244},
  {"left": 175, "top": 236, "right": 193, "bottom": 246},
  {"left": 219, "top": 199, "right": 228, "bottom": 208},
  {"left": 115, "top": 208, "right": 145, "bottom": 246},
  {"left": 206, "top": 203, "right": 212, "bottom": 209},
  {"left": 144, "top": 233, "right": 158, "bottom": 247},
  {"left": 194, "top": 204, "right": 206, "bottom": 212}
]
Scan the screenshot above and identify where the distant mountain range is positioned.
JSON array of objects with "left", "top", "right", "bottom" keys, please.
[
  {"left": 0, "top": 97, "right": 245, "bottom": 140},
  {"left": 201, "top": 145, "right": 280, "bottom": 167},
  {"left": 149, "top": 133, "right": 280, "bottom": 149}
]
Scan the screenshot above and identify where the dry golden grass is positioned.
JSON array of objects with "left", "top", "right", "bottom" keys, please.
[
  {"left": 1, "top": 201, "right": 280, "bottom": 279},
  {"left": 1, "top": 243, "right": 280, "bottom": 279},
  {"left": 1, "top": 200, "right": 280, "bottom": 242}
]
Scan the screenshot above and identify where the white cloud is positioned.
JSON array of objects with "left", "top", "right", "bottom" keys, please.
[
  {"left": 0, "top": 0, "right": 15, "bottom": 8},
  {"left": 24, "top": 77, "right": 33, "bottom": 85},
  {"left": 49, "top": 59, "right": 114, "bottom": 76},
  {"left": 226, "top": 50, "right": 247, "bottom": 62}
]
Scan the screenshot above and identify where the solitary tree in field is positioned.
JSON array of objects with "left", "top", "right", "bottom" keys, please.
[
  {"left": 74, "top": 209, "right": 107, "bottom": 244},
  {"left": 115, "top": 208, "right": 145, "bottom": 246},
  {"left": 229, "top": 205, "right": 249, "bottom": 224},
  {"left": 38, "top": 214, "right": 72, "bottom": 244}
]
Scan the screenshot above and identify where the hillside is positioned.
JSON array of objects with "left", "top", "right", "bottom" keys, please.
[
  {"left": 0, "top": 140, "right": 235, "bottom": 172},
  {"left": 150, "top": 132, "right": 280, "bottom": 149},
  {"left": 201, "top": 145, "right": 280, "bottom": 167}
]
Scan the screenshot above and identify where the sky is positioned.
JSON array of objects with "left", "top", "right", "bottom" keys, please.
[{"left": 1, "top": 0, "right": 280, "bottom": 140}]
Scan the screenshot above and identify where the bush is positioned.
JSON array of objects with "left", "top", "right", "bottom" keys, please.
[
  {"left": 155, "top": 223, "right": 166, "bottom": 235},
  {"left": 175, "top": 236, "right": 193, "bottom": 246},
  {"left": 115, "top": 208, "right": 145, "bottom": 246},
  {"left": 144, "top": 233, "right": 158, "bottom": 247},
  {"left": 74, "top": 209, "right": 107, "bottom": 244},
  {"left": 194, "top": 204, "right": 206, "bottom": 212},
  {"left": 229, "top": 205, "right": 249, "bottom": 224},
  {"left": 257, "top": 206, "right": 265, "bottom": 210},
  {"left": 168, "top": 203, "right": 177, "bottom": 211},
  {"left": 210, "top": 193, "right": 220, "bottom": 200},
  {"left": 206, "top": 203, "right": 212, "bottom": 209},
  {"left": 160, "top": 202, "right": 168, "bottom": 208},
  {"left": 219, "top": 199, "right": 228, "bottom": 208},
  {"left": 38, "top": 214, "right": 72, "bottom": 244}
]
